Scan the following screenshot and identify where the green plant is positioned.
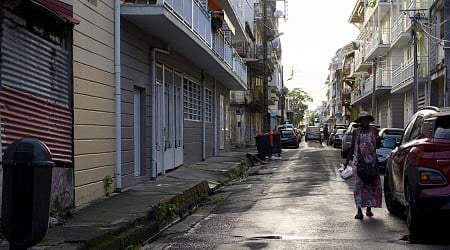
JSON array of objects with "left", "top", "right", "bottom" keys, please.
[
  {"left": 125, "top": 245, "right": 140, "bottom": 250},
  {"left": 228, "top": 169, "right": 239, "bottom": 181},
  {"left": 93, "top": 221, "right": 112, "bottom": 228},
  {"left": 149, "top": 202, "right": 179, "bottom": 221},
  {"left": 103, "top": 175, "right": 114, "bottom": 196},
  {"left": 212, "top": 197, "right": 226, "bottom": 206}
]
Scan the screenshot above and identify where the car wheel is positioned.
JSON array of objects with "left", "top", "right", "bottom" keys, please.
[
  {"left": 405, "top": 183, "right": 421, "bottom": 233},
  {"left": 383, "top": 171, "right": 403, "bottom": 216}
]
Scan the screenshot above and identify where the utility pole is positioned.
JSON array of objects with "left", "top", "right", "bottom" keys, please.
[
  {"left": 412, "top": 9, "right": 418, "bottom": 114},
  {"left": 372, "top": 59, "right": 377, "bottom": 120},
  {"left": 262, "top": 0, "right": 270, "bottom": 132}
]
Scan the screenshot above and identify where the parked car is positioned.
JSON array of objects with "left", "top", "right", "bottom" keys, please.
[
  {"left": 305, "top": 126, "right": 322, "bottom": 144},
  {"left": 277, "top": 123, "right": 294, "bottom": 131},
  {"left": 331, "top": 128, "right": 346, "bottom": 148},
  {"left": 341, "top": 122, "right": 379, "bottom": 158},
  {"left": 379, "top": 127, "right": 404, "bottom": 143},
  {"left": 376, "top": 137, "right": 397, "bottom": 171},
  {"left": 376, "top": 128, "right": 404, "bottom": 168},
  {"left": 279, "top": 129, "right": 299, "bottom": 148},
  {"left": 328, "top": 125, "right": 347, "bottom": 145},
  {"left": 384, "top": 106, "right": 450, "bottom": 233}
]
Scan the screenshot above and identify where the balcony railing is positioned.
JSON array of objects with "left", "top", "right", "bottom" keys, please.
[
  {"left": 165, "top": 0, "right": 212, "bottom": 46},
  {"left": 364, "top": 0, "right": 390, "bottom": 24},
  {"left": 365, "top": 28, "right": 390, "bottom": 57},
  {"left": 392, "top": 56, "right": 428, "bottom": 88},
  {"left": 123, "top": 0, "right": 247, "bottom": 87},
  {"left": 390, "top": 14, "right": 410, "bottom": 44}
]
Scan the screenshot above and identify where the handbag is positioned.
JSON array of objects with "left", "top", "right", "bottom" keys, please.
[
  {"left": 340, "top": 166, "right": 353, "bottom": 180},
  {"left": 356, "top": 148, "right": 378, "bottom": 182},
  {"left": 355, "top": 130, "right": 378, "bottom": 182}
]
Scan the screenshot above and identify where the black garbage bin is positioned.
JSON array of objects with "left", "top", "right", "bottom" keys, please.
[
  {"left": 1, "top": 137, "right": 55, "bottom": 249},
  {"left": 255, "top": 133, "right": 270, "bottom": 160}
]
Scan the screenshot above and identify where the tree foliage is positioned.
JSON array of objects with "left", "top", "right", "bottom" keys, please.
[{"left": 286, "top": 88, "right": 313, "bottom": 122}]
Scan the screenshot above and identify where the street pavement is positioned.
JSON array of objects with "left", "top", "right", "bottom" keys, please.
[{"left": 0, "top": 147, "right": 263, "bottom": 250}]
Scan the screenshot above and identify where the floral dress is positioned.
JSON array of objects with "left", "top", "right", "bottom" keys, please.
[{"left": 352, "top": 129, "right": 382, "bottom": 208}]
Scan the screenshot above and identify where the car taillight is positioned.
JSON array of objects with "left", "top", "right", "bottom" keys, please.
[{"left": 419, "top": 170, "right": 447, "bottom": 185}]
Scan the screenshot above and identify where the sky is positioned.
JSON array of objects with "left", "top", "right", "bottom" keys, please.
[{"left": 277, "top": 1, "right": 360, "bottom": 109}]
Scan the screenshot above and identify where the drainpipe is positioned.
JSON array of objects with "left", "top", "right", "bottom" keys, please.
[
  {"left": 213, "top": 79, "right": 218, "bottom": 156},
  {"left": 114, "top": 0, "right": 122, "bottom": 192},
  {"left": 202, "top": 71, "right": 206, "bottom": 161},
  {"left": 150, "top": 47, "right": 169, "bottom": 179}
]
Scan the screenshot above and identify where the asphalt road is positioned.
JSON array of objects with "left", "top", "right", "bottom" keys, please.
[{"left": 145, "top": 139, "right": 450, "bottom": 249}]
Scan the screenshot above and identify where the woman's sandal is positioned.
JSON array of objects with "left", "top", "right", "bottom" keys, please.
[{"left": 354, "top": 213, "right": 363, "bottom": 220}]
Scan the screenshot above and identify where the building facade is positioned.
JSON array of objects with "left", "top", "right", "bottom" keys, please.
[{"left": 72, "top": 0, "right": 248, "bottom": 207}]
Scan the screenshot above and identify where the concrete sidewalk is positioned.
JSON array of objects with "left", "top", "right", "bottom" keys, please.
[{"left": 0, "top": 147, "right": 261, "bottom": 249}]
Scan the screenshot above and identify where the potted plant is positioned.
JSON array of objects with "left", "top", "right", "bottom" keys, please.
[{"left": 103, "top": 175, "right": 114, "bottom": 196}]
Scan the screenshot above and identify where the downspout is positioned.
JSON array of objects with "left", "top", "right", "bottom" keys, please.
[
  {"left": 150, "top": 47, "right": 169, "bottom": 179},
  {"left": 114, "top": 0, "right": 122, "bottom": 191},
  {"left": 213, "top": 78, "right": 218, "bottom": 156},
  {"left": 202, "top": 71, "right": 206, "bottom": 161}
]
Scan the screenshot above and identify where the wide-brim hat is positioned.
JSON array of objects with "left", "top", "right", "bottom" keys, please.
[{"left": 355, "top": 111, "right": 375, "bottom": 123}]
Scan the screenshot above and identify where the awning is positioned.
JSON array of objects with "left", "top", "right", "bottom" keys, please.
[{"left": 32, "top": 0, "right": 80, "bottom": 25}]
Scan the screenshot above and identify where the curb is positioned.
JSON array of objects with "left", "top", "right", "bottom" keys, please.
[{"left": 83, "top": 180, "right": 211, "bottom": 249}]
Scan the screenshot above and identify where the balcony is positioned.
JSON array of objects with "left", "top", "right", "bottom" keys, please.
[
  {"left": 349, "top": 0, "right": 365, "bottom": 24},
  {"left": 351, "top": 69, "right": 391, "bottom": 105},
  {"left": 390, "top": 14, "right": 411, "bottom": 48},
  {"left": 364, "top": 0, "right": 390, "bottom": 26},
  {"left": 391, "top": 56, "right": 429, "bottom": 94},
  {"left": 354, "top": 49, "right": 372, "bottom": 73},
  {"left": 214, "top": 0, "right": 253, "bottom": 41},
  {"left": 121, "top": 0, "right": 247, "bottom": 90},
  {"left": 365, "top": 28, "right": 390, "bottom": 60}
]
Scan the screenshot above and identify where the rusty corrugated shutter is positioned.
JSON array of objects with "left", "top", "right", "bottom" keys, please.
[
  {"left": 0, "top": 86, "right": 72, "bottom": 165},
  {"left": 0, "top": 18, "right": 72, "bottom": 106}
]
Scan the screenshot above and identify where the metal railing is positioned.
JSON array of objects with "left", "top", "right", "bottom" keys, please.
[
  {"left": 139, "top": 0, "right": 247, "bottom": 85},
  {"left": 392, "top": 56, "right": 428, "bottom": 88},
  {"left": 365, "top": 28, "right": 390, "bottom": 56}
]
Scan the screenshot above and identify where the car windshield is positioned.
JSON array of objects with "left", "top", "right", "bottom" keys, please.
[
  {"left": 434, "top": 117, "right": 450, "bottom": 139},
  {"left": 281, "top": 130, "right": 294, "bottom": 137},
  {"left": 336, "top": 129, "right": 346, "bottom": 134}
]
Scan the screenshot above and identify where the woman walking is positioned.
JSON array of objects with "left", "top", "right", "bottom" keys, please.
[{"left": 344, "top": 111, "right": 382, "bottom": 219}]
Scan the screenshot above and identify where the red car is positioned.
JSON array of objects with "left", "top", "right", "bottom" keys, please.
[{"left": 384, "top": 106, "right": 450, "bottom": 233}]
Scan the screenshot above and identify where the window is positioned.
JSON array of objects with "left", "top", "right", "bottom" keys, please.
[
  {"left": 205, "top": 88, "right": 212, "bottom": 123},
  {"left": 183, "top": 78, "right": 201, "bottom": 121},
  {"left": 434, "top": 116, "right": 450, "bottom": 139}
]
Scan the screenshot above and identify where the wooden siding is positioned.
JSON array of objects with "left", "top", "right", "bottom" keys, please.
[
  {"left": 120, "top": 21, "right": 153, "bottom": 187},
  {"left": 73, "top": 0, "right": 116, "bottom": 206}
]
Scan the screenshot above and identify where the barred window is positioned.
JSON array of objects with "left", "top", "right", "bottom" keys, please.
[
  {"left": 183, "top": 78, "right": 201, "bottom": 120},
  {"left": 205, "top": 88, "right": 212, "bottom": 123}
]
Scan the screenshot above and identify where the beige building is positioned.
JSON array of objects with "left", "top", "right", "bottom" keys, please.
[{"left": 73, "top": 0, "right": 117, "bottom": 206}]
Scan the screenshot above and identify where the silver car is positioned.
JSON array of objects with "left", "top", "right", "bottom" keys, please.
[{"left": 305, "top": 126, "right": 322, "bottom": 144}]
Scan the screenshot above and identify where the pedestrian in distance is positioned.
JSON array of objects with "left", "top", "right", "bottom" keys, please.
[{"left": 344, "top": 111, "right": 382, "bottom": 220}]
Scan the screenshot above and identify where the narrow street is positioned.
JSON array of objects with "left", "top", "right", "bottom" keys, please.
[{"left": 145, "top": 140, "right": 450, "bottom": 249}]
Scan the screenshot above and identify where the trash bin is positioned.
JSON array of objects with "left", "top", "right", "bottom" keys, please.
[
  {"left": 1, "top": 137, "right": 55, "bottom": 248},
  {"left": 270, "top": 132, "right": 281, "bottom": 157},
  {"left": 255, "top": 133, "right": 270, "bottom": 160}
]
